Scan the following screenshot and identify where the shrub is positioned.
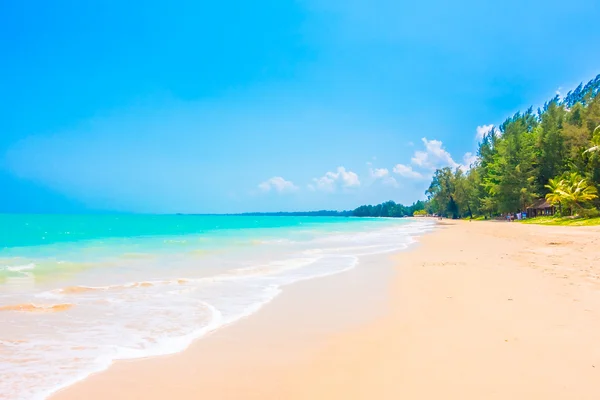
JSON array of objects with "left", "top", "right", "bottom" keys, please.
[{"left": 579, "top": 208, "right": 600, "bottom": 218}]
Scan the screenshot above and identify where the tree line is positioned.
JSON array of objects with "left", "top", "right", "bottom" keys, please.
[
  {"left": 426, "top": 74, "right": 600, "bottom": 219},
  {"left": 238, "top": 210, "right": 352, "bottom": 217},
  {"left": 352, "top": 200, "right": 427, "bottom": 217}
]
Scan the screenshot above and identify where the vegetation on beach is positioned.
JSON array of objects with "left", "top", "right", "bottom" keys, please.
[
  {"left": 239, "top": 210, "right": 352, "bottom": 217},
  {"left": 425, "top": 74, "right": 600, "bottom": 220},
  {"left": 518, "top": 216, "right": 600, "bottom": 226},
  {"left": 352, "top": 200, "right": 427, "bottom": 217},
  {"left": 544, "top": 172, "right": 598, "bottom": 216},
  {"left": 239, "top": 203, "right": 428, "bottom": 219}
]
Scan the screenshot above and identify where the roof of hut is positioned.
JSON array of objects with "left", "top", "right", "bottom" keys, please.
[{"left": 528, "top": 198, "right": 553, "bottom": 209}]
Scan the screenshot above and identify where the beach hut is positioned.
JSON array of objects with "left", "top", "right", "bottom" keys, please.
[{"left": 526, "top": 199, "right": 556, "bottom": 217}]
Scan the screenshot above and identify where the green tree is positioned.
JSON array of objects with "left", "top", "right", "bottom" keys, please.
[
  {"left": 544, "top": 177, "right": 564, "bottom": 215},
  {"left": 552, "top": 172, "right": 598, "bottom": 215},
  {"left": 426, "top": 167, "right": 457, "bottom": 218},
  {"left": 424, "top": 74, "right": 600, "bottom": 219},
  {"left": 537, "top": 101, "right": 566, "bottom": 188},
  {"left": 453, "top": 168, "right": 478, "bottom": 218}
]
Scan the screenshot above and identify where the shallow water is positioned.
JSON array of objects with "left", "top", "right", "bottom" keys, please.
[{"left": 0, "top": 215, "right": 434, "bottom": 399}]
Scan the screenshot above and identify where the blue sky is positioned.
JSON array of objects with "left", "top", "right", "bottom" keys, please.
[{"left": 1, "top": 0, "right": 599, "bottom": 213}]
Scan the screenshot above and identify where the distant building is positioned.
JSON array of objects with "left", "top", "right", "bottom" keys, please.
[{"left": 526, "top": 199, "right": 556, "bottom": 217}]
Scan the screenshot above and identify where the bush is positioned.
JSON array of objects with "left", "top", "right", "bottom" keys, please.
[{"left": 579, "top": 208, "right": 600, "bottom": 218}]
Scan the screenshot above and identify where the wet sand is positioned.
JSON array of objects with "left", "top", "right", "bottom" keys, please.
[{"left": 52, "top": 220, "right": 600, "bottom": 400}]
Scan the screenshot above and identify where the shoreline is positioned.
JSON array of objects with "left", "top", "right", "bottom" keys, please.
[
  {"left": 45, "top": 221, "right": 430, "bottom": 400},
  {"left": 50, "top": 246, "right": 408, "bottom": 399},
  {"left": 52, "top": 220, "right": 600, "bottom": 400}
]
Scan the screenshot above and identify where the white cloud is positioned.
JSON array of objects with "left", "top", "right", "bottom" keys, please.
[
  {"left": 411, "top": 150, "right": 428, "bottom": 167},
  {"left": 393, "top": 163, "right": 424, "bottom": 179},
  {"left": 460, "top": 152, "right": 478, "bottom": 172},
  {"left": 475, "top": 124, "right": 494, "bottom": 141},
  {"left": 410, "top": 138, "right": 459, "bottom": 170},
  {"left": 400, "top": 137, "right": 478, "bottom": 175},
  {"left": 258, "top": 176, "right": 298, "bottom": 193},
  {"left": 312, "top": 166, "right": 360, "bottom": 192},
  {"left": 462, "top": 152, "right": 477, "bottom": 166},
  {"left": 369, "top": 166, "right": 399, "bottom": 187},
  {"left": 312, "top": 175, "right": 336, "bottom": 192},
  {"left": 370, "top": 167, "right": 389, "bottom": 178}
]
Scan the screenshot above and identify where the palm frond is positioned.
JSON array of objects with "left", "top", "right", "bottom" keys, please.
[{"left": 584, "top": 145, "right": 599, "bottom": 154}]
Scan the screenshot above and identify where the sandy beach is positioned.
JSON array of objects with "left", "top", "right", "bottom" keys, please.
[{"left": 52, "top": 220, "right": 600, "bottom": 400}]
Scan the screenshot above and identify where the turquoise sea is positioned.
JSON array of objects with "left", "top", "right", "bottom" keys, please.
[{"left": 0, "top": 214, "right": 433, "bottom": 400}]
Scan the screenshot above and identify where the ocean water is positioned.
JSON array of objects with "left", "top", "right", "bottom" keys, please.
[{"left": 0, "top": 214, "right": 434, "bottom": 399}]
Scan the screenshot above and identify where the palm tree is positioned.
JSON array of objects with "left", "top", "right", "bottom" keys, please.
[
  {"left": 544, "top": 177, "right": 564, "bottom": 214},
  {"left": 554, "top": 172, "right": 598, "bottom": 215},
  {"left": 584, "top": 125, "right": 600, "bottom": 154}
]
